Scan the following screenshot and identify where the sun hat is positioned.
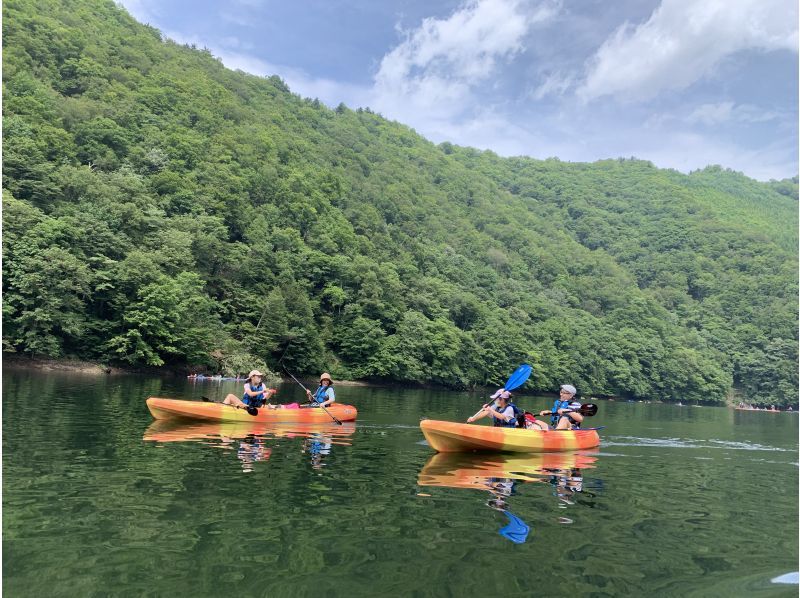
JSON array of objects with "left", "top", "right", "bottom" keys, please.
[
  {"left": 490, "top": 388, "right": 506, "bottom": 399},
  {"left": 247, "top": 370, "right": 264, "bottom": 380},
  {"left": 319, "top": 372, "right": 333, "bottom": 383},
  {"left": 560, "top": 384, "right": 577, "bottom": 395}
]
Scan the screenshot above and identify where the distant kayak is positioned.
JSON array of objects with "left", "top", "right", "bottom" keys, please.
[
  {"left": 420, "top": 420, "right": 601, "bottom": 453},
  {"left": 146, "top": 397, "right": 358, "bottom": 423}
]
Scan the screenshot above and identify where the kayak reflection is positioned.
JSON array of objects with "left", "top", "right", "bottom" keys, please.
[
  {"left": 143, "top": 420, "right": 355, "bottom": 471},
  {"left": 418, "top": 451, "right": 601, "bottom": 541}
]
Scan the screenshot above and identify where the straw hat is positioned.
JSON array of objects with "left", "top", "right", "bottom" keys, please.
[
  {"left": 319, "top": 372, "right": 333, "bottom": 384},
  {"left": 247, "top": 370, "right": 264, "bottom": 380}
]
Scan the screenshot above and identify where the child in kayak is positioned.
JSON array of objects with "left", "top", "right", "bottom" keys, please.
[
  {"left": 540, "top": 384, "right": 583, "bottom": 430},
  {"left": 306, "top": 373, "right": 336, "bottom": 407},
  {"left": 223, "top": 370, "right": 276, "bottom": 409}
]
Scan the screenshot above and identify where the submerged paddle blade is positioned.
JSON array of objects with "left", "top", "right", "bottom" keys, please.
[
  {"left": 499, "top": 511, "right": 530, "bottom": 544},
  {"left": 504, "top": 364, "right": 532, "bottom": 392}
]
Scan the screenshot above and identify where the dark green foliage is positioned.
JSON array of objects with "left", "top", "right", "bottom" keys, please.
[{"left": 3, "top": 0, "right": 797, "bottom": 404}]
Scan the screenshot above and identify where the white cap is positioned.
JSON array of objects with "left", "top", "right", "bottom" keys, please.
[
  {"left": 560, "top": 384, "right": 577, "bottom": 395},
  {"left": 490, "top": 388, "right": 511, "bottom": 399}
]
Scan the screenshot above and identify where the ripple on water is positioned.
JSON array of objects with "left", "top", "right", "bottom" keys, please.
[{"left": 604, "top": 436, "right": 791, "bottom": 452}]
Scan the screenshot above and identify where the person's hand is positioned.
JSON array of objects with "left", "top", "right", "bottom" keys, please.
[
  {"left": 467, "top": 416, "right": 475, "bottom": 423},
  {"left": 539, "top": 410, "right": 549, "bottom": 416}
]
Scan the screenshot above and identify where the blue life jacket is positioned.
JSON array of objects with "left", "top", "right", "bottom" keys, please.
[
  {"left": 551, "top": 399, "right": 582, "bottom": 428},
  {"left": 312, "top": 386, "right": 335, "bottom": 404},
  {"left": 242, "top": 382, "right": 266, "bottom": 407},
  {"left": 492, "top": 403, "right": 518, "bottom": 428},
  {"left": 550, "top": 399, "right": 571, "bottom": 426}
]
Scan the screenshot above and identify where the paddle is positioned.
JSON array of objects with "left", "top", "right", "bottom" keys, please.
[
  {"left": 201, "top": 396, "right": 258, "bottom": 417},
  {"left": 540, "top": 403, "right": 598, "bottom": 417},
  {"left": 471, "top": 364, "right": 533, "bottom": 420},
  {"left": 283, "top": 368, "right": 343, "bottom": 425}
]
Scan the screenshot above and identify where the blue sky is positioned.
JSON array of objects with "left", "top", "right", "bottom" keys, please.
[{"left": 120, "top": 0, "right": 798, "bottom": 180}]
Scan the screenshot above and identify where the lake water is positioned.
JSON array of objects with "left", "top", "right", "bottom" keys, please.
[{"left": 3, "top": 369, "right": 798, "bottom": 597}]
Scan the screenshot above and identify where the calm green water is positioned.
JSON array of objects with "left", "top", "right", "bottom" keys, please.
[{"left": 3, "top": 369, "right": 798, "bottom": 597}]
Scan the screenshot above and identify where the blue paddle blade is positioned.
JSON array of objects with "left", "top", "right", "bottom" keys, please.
[
  {"left": 499, "top": 511, "right": 530, "bottom": 544},
  {"left": 504, "top": 364, "right": 532, "bottom": 392}
]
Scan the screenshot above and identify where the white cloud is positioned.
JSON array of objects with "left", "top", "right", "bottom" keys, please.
[
  {"left": 685, "top": 102, "right": 781, "bottom": 125},
  {"left": 578, "top": 0, "right": 798, "bottom": 102},
  {"left": 530, "top": 71, "right": 573, "bottom": 100},
  {"left": 372, "top": 0, "right": 560, "bottom": 120}
]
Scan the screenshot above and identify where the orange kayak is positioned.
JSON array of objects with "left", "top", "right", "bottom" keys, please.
[
  {"left": 420, "top": 420, "right": 600, "bottom": 453},
  {"left": 146, "top": 397, "right": 358, "bottom": 423}
]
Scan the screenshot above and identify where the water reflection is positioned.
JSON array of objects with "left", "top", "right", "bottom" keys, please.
[
  {"left": 143, "top": 420, "right": 356, "bottom": 471},
  {"left": 418, "top": 451, "right": 601, "bottom": 542}
]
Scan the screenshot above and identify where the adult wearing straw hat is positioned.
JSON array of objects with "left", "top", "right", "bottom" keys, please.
[{"left": 307, "top": 373, "right": 336, "bottom": 408}]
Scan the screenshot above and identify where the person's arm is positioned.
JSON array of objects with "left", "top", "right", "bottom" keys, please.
[
  {"left": 244, "top": 384, "right": 263, "bottom": 398},
  {"left": 320, "top": 388, "right": 335, "bottom": 407},
  {"left": 468, "top": 398, "right": 499, "bottom": 423},
  {"left": 467, "top": 408, "right": 490, "bottom": 423},
  {"left": 567, "top": 411, "right": 583, "bottom": 424}
]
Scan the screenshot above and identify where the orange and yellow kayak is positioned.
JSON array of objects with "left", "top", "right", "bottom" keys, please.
[
  {"left": 420, "top": 420, "right": 600, "bottom": 453},
  {"left": 146, "top": 397, "right": 358, "bottom": 423}
]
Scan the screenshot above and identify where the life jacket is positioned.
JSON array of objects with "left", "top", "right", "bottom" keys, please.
[
  {"left": 492, "top": 403, "right": 518, "bottom": 428},
  {"left": 312, "top": 385, "right": 335, "bottom": 404},
  {"left": 550, "top": 399, "right": 571, "bottom": 426},
  {"left": 242, "top": 382, "right": 267, "bottom": 407}
]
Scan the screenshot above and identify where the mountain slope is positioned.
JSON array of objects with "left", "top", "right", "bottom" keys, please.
[{"left": 3, "top": 0, "right": 797, "bottom": 404}]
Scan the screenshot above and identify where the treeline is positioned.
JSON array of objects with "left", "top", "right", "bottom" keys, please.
[{"left": 3, "top": 0, "right": 798, "bottom": 404}]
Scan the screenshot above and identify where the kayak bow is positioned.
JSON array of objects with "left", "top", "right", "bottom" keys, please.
[{"left": 420, "top": 420, "right": 600, "bottom": 453}]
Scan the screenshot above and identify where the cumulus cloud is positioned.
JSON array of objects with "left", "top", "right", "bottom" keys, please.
[
  {"left": 578, "top": 0, "right": 798, "bottom": 102},
  {"left": 372, "top": 0, "right": 560, "bottom": 120}
]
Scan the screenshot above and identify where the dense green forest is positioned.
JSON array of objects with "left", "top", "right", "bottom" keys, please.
[{"left": 3, "top": 0, "right": 797, "bottom": 404}]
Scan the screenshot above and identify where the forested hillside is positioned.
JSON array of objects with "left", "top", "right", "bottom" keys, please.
[{"left": 3, "top": 0, "right": 797, "bottom": 404}]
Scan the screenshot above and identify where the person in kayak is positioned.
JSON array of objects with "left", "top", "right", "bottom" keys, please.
[
  {"left": 306, "top": 373, "right": 336, "bottom": 407},
  {"left": 540, "top": 384, "right": 583, "bottom": 430},
  {"left": 223, "top": 370, "right": 276, "bottom": 409},
  {"left": 467, "top": 390, "right": 517, "bottom": 427}
]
